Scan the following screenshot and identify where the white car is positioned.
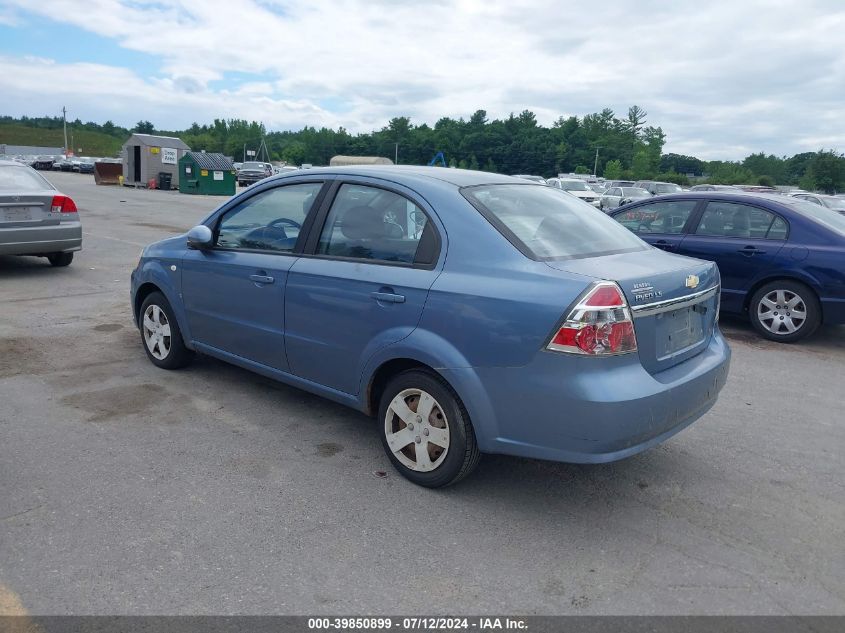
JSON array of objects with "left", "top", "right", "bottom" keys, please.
[
  {"left": 546, "top": 178, "right": 601, "bottom": 207},
  {"left": 789, "top": 192, "right": 845, "bottom": 214}
]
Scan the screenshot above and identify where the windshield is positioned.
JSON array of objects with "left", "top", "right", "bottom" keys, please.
[
  {"left": 559, "top": 180, "right": 591, "bottom": 191},
  {"left": 621, "top": 187, "right": 649, "bottom": 196},
  {"left": 0, "top": 164, "right": 55, "bottom": 191},
  {"left": 462, "top": 184, "right": 648, "bottom": 260},
  {"left": 654, "top": 183, "right": 683, "bottom": 193},
  {"left": 242, "top": 162, "right": 265, "bottom": 170},
  {"left": 785, "top": 198, "right": 845, "bottom": 236}
]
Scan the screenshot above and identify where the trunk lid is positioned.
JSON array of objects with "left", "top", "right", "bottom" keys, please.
[
  {"left": 546, "top": 249, "right": 720, "bottom": 374},
  {"left": 0, "top": 191, "right": 60, "bottom": 227}
]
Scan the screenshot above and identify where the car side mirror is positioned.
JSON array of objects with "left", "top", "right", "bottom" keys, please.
[{"left": 187, "top": 225, "right": 214, "bottom": 250}]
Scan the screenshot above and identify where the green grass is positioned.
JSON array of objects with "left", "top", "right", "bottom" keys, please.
[{"left": 0, "top": 123, "right": 123, "bottom": 157}]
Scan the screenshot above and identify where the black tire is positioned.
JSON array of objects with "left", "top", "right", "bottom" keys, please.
[
  {"left": 377, "top": 369, "right": 481, "bottom": 488},
  {"left": 749, "top": 280, "right": 821, "bottom": 342},
  {"left": 139, "top": 291, "right": 194, "bottom": 369},
  {"left": 47, "top": 252, "right": 73, "bottom": 267}
]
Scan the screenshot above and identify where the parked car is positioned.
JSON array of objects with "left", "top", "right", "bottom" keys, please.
[
  {"left": 131, "top": 167, "right": 730, "bottom": 487},
  {"left": 546, "top": 178, "right": 601, "bottom": 206},
  {"left": 76, "top": 158, "right": 96, "bottom": 174},
  {"left": 32, "top": 156, "right": 54, "bottom": 170},
  {"left": 789, "top": 192, "right": 845, "bottom": 214},
  {"left": 511, "top": 174, "right": 547, "bottom": 183},
  {"left": 690, "top": 184, "right": 741, "bottom": 191},
  {"left": 237, "top": 161, "right": 272, "bottom": 187},
  {"left": 56, "top": 158, "right": 75, "bottom": 172},
  {"left": 610, "top": 192, "right": 845, "bottom": 341},
  {"left": 600, "top": 186, "right": 650, "bottom": 211},
  {"left": 635, "top": 181, "right": 685, "bottom": 196},
  {"left": 0, "top": 159, "right": 81, "bottom": 266}
]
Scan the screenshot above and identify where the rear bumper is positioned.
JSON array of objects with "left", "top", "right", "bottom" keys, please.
[
  {"left": 443, "top": 329, "right": 731, "bottom": 464},
  {"left": 0, "top": 221, "right": 82, "bottom": 255}
]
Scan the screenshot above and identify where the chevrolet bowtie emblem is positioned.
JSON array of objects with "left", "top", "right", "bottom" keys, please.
[{"left": 685, "top": 274, "right": 700, "bottom": 289}]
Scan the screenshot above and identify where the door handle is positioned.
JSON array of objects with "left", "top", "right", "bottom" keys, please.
[
  {"left": 371, "top": 291, "right": 406, "bottom": 304},
  {"left": 738, "top": 246, "right": 766, "bottom": 256},
  {"left": 249, "top": 274, "right": 275, "bottom": 284},
  {"left": 654, "top": 240, "right": 676, "bottom": 250}
]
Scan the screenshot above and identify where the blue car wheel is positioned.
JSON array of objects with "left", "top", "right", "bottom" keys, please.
[
  {"left": 378, "top": 370, "right": 481, "bottom": 488},
  {"left": 139, "top": 292, "right": 194, "bottom": 370}
]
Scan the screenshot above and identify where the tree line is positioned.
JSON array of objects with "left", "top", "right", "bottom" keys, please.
[{"left": 3, "top": 110, "right": 843, "bottom": 192}]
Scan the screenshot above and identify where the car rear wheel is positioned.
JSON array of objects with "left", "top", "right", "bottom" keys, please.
[
  {"left": 749, "top": 280, "right": 820, "bottom": 342},
  {"left": 378, "top": 369, "right": 480, "bottom": 488},
  {"left": 139, "top": 291, "right": 193, "bottom": 369},
  {"left": 47, "top": 252, "right": 73, "bottom": 267}
]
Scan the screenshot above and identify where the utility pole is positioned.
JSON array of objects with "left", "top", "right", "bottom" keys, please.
[
  {"left": 394, "top": 143, "right": 399, "bottom": 165},
  {"left": 593, "top": 146, "right": 603, "bottom": 177},
  {"left": 62, "top": 106, "right": 68, "bottom": 157}
]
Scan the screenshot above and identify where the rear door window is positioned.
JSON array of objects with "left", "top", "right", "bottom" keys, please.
[
  {"left": 695, "top": 202, "right": 776, "bottom": 238},
  {"left": 316, "top": 184, "right": 438, "bottom": 265}
]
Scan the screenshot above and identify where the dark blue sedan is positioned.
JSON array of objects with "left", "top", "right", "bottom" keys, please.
[
  {"left": 131, "top": 167, "right": 730, "bottom": 487},
  {"left": 610, "top": 192, "right": 845, "bottom": 342}
]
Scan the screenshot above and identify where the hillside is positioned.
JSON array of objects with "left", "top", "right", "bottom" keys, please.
[{"left": 0, "top": 123, "right": 123, "bottom": 157}]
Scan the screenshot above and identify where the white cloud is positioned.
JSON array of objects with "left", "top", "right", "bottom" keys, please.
[{"left": 3, "top": 0, "right": 845, "bottom": 159}]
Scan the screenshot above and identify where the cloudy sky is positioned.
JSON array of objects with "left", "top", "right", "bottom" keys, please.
[{"left": 1, "top": 0, "right": 843, "bottom": 159}]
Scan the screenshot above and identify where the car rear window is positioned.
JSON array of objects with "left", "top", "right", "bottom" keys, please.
[
  {"left": 463, "top": 184, "right": 647, "bottom": 260},
  {"left": 0, "top": 165, "right": 54, "bottom": 191},
  {"left": 785, "top": 198, "right": 845, "bottom": 236}
]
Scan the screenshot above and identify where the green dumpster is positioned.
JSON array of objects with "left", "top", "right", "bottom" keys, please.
[{"left": 178, "top": 152, "right": 236, "bottom": 196}]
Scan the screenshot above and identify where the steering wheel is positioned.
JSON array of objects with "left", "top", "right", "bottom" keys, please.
[{"left": 268, "top": 218, "right": 301, "bottom": 230}]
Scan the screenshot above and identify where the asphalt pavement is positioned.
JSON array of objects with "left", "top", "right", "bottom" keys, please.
[{"left": 1, "top": 172, "right": 843, "bottom": 615}]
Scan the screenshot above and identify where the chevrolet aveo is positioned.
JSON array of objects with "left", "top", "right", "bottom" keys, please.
[{"left": 131, "top": 167, "right": 731, "bottom": 487}]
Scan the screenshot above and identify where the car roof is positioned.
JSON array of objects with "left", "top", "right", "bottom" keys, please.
[{"left": 272, "top": 165, "right": 523, "bottom": 188}]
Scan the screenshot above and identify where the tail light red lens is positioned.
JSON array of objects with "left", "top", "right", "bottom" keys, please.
[
  {"left": 51, "top": 195, "right": 78, "bottom": 213},
  {"left": 547, "top": 282, "right": 638, "bottom": 356}
]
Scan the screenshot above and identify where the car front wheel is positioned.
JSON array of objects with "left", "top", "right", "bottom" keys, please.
[
  {"left": 139, "top": 291, "right": 194, "bottom": 369},
  {"left": 749, "top": 280, "right": 821, "bottom": 342},
  {"left": 378, "top": 370, "right": 480, "bottom": 488}
]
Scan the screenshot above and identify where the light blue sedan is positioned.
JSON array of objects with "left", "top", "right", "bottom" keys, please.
[{"left": 131, "top": 167, "right": 730, "bottom": 487}]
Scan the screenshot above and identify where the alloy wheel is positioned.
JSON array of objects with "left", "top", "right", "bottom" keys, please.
[
  {"left": 143, "top": 304, "right": 172, "bottom": 360},
  {"left": 757, "top": 289, "right": 807, "bottom": 335},
  {"left": 384, "top": 388, "right": 450, "bottom": 472}
]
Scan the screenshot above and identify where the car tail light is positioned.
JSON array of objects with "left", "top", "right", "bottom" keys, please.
[
  {"left": 547, "top": 281, "right": 637, "bottom": 355},
  {"left": 51, "top": 195, "right": 78, "bottom": 213}
]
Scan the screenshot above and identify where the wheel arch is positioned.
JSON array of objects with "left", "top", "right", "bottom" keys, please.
[
  {"left": 133, "top": 282, "right": 162, "bottom": 325},
  {"left": 365, "top": 358, "right": 441, "bottom": 417}
]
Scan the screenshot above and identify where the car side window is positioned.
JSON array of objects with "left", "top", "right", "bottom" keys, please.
[
  {"left": 766, "top": 216, "right": 788, "bottom": 240},
  {"left": 614, "top": 200, "right": 696, "bottom": 234},
  {"left": 317, "top": 184, "right": 437, "bottom": 265},
  {"left": 215, "top": 182, "right": 323, "bottom": 252},
  {"left": 695, "top": 202, "right": 775, "bottom": 238}
]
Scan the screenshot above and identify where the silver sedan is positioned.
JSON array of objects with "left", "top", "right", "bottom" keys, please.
[
  {"left": 0, "top": 160, "right": 82, "bottom": 266},
  {"left": 599, "top": 186, "right": 650, "bottom": 211}
]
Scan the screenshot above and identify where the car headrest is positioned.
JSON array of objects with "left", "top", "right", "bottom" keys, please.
[
  {"left": 340, "top": 206, "right": 388, "bottom": 240},
  {"left": 732, "top": 210, "right": 750, "bottom": 229}
]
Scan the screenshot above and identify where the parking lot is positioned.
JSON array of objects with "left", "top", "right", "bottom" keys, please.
[{"left": 1, "top": 171, "right": 843, "bottom": 615}]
